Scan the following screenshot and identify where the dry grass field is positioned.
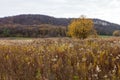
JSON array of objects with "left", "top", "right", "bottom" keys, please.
[{"left": 0, "top": 37, "right": 120, "bottom": 80}]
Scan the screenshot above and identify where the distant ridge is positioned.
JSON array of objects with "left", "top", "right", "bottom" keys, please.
[{"left": 0, "top": 14, "right": 120, "bottom": 35}]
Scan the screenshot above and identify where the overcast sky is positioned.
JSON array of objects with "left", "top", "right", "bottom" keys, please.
[{"left": 0, "top": 0, "right": 120, "bottom": 24}]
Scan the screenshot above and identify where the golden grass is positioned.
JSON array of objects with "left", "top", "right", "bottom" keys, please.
[{"left": 0, "top": 37, "right": 120, "bottom": 80}]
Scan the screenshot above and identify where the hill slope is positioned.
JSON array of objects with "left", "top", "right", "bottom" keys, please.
[{"left": 0, "top": 14, "right": 120, "bottom": 36}]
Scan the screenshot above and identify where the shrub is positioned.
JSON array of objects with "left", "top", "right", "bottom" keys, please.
[
  {"left": 3, "top": 28, "right": 10, "bottom": 37},
  {"left": 113, "top": 30, "right": 120, "bottom": 36},
  {"left": 68, "top": 16, "right": 97, "bottom": 39}
]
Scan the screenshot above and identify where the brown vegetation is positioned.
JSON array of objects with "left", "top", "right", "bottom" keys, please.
[{"left": 0, "top": 38, "right": 120, "bottom": 80}]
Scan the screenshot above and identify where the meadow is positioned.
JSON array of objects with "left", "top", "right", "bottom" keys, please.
[{"left": 0, "top": 37, "right": 120, "bottom": 80}]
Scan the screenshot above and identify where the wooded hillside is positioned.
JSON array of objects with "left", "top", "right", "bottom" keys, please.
[{"left": 0, "top": 14, "right": 120, "bottom": 37}]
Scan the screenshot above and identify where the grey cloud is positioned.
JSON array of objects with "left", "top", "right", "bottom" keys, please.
[{"left": 0, "top": 0, "right": 120, "bottom": 24}]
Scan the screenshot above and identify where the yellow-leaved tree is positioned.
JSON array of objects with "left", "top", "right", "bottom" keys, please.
[{"left": 68, "top": 16, "right": 97, "bottom": 39}]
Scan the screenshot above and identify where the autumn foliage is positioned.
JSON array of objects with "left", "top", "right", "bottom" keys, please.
[
  {"left": 113, "top": 30, "right": 120, "bottom": 36},
  {"left": 68, "top": 16, "right": 97, "bottom": 39}
]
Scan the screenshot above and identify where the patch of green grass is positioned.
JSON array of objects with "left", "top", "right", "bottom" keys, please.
[
  {"left": 99, "top": 35, "right": 112, "bottom": 38},
  {"left": 7, "top": 37, "right": 33, "bottom": 40},
  {"left": 0, "top": 37, "right": 34, "bottom": 40}
]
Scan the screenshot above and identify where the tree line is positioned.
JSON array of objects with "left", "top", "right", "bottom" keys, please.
[{"left": 0, "top": 24, "right": 67, "bottom": 37}]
